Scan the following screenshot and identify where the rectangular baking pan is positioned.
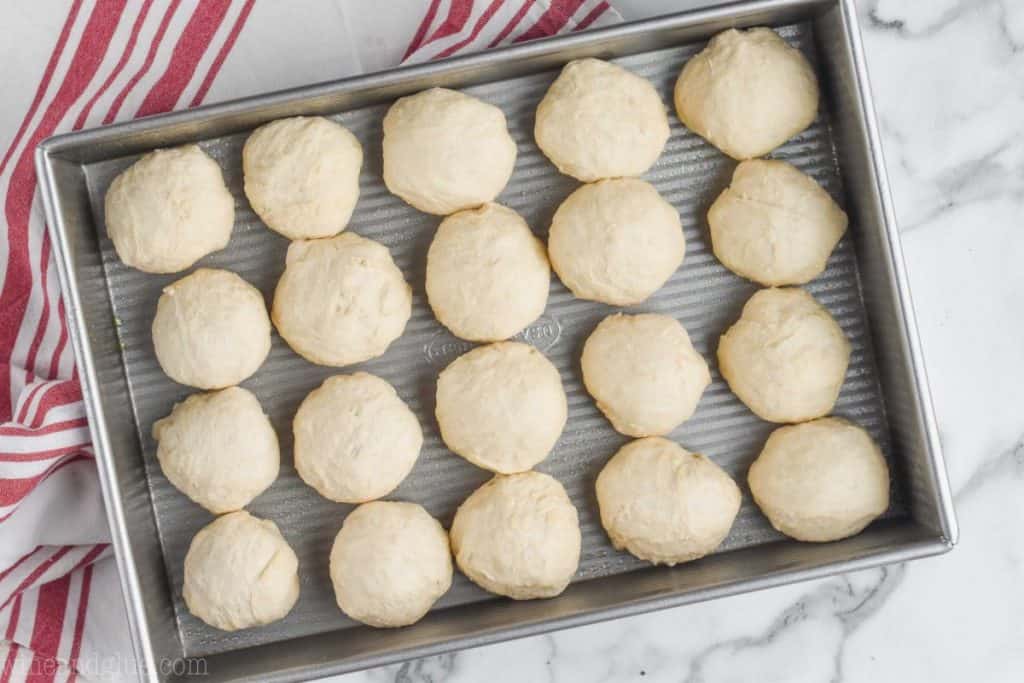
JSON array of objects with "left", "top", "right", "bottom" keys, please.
[{"left": 35, "top": 0, "right": 957, "bottom": 680}]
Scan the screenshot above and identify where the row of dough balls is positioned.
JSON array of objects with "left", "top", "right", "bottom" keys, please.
[
  {"left": 181, "top": 415, "right": 889, "bottom": 633},
  {"left": 152, "top": 346, "right": 560, "bottom": 515},
  {"left": 105, "top": 28, "right": 841, "bottom": 295},
  {"left": 144, "top": 234, "right": 411, "bottom": 391}
]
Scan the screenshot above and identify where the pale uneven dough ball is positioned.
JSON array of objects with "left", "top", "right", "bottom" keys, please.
[
  {"left": 153, "top": 387, "right": 279, "bottom": 514},
  {"left": 105, "top": 145, "right": 233, "bottom": 273},
  {"left": 718, "top": 287, "right": 850, "bottom": 423},
  {"left": 152, "top": 269, "right": 271, "bottom": 389},
  {"left": 582, "top": 314, "right": 710, "bottom": 437},
  {"left": 183, "top": 511, "right": 299, "bottom": 631},
  {"left": 435, "top": 342, "right": 566, "bottom": 473},
  {"left": 426, "top": 203, "right": 549, "bottom": 341},
  {"left": 709, "top": 160, "right": 848, "bottom": 286},
  {"left": 272, "top": 233, "right": 411, "bottom": 366},
  {"left": 243, "top": 116, "right": 363, "bottom": 239},
  {"left": 535, "top": 58, "right": 669, "bottom": 182},
  {"left": 596, "top": 438, "right": 740, "bottom": 565},
  {"left": 450, "top": 472, "right": 580, "bottom": 600},
  {"left": 674, "top": 28, "right": 819, "bottom": 160},
  {"left": 383, "top": 88, "right": 517, "bottom": 215},
  {"left": 294, "top": 373, "right": 422, "bottom": 503},
  {"left": 548, "top": 179, "right": 684, "bottom": 305},
  {"left": 330, "top": 502, "right": 452, "bottom": 627},
  {"left": 749, "top": 418, "right": 890, "bottom": 542}
]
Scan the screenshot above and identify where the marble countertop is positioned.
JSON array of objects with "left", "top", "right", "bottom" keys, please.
[{"left": 334, "top": 1, "right": 1024, "bottom": 681}]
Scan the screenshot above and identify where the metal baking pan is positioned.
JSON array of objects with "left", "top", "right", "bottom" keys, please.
[{"left": 35, "top": 0, "right": 957, "bottom": 680}]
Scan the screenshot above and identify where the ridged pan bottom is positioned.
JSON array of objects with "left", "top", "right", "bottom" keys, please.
[{"left": 82, "top": 20, "right": 901, "bottom": 657}]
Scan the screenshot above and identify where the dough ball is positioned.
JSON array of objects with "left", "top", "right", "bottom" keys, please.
[
  {"left": 426, "top": 203, "right": 549, "bottom": 341},
  {"left": 709, "top": 160, "right": 848, "bottom": 286},
  {"left": 152, "top": 268, "right": 271, "bottom": 389},
  {"left": 582, "top": 314, "right": 710, "bottom": 437},
  {"left": 294, "top": 373, "right": 422, "bottom": 503},
  {"left": 749, "top": 417, "right": 890, "bottom": 542},
  {"left": 535, "top": 58, "right": 669, "bottom": 182},
  {"left": 243, "top": 116, "right": 363, "bottom": 240},
  {"left": 330, "top": 501, "right": 452, "bottom": 627},
  {"left": 450, "top": 472, "right": 580, "bottom": 599},
  {"left": 718, "top": 287, "right": 850, "bottom": 423},
  {"left": 674, "top": 28, "right": 819, "bottom": 160},
  {"left": 435, "top": 342, "right": 566, "bottom": 473},
  {"left": 183, "top": 511, "right": 299, "bottom": 631},
  {"left": 153, "top": 387, "right": 279, "bottom": 514},
  {"left": 383, "top": 88, "right": 517, "bottom": 215},
  {"left": 105, "top": 145, "right": 233, "bottom": 273},
  {"left": 548, "top": 178, "right": 684, "bottom": 305},
  {"left": 596, "top": 437, "right": 740, "bottom": 565},
  {"left": 272, "top": 233, "right": 411, "bottom": 366}
]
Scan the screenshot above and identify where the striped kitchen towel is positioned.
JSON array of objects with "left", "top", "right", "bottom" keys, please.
[{"left": 0, "top": 1, "right": 620, "bottom": 680}]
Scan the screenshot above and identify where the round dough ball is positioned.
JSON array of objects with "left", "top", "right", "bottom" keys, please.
[
  {"left": 426, "top": 203, "right": 549, "bottom": 341},
  {"left": 435, "top": 342, "right": 566, "bottom": 473},
  {"left": 535, "top": 58, "right": 669, "bottom": 182},
  {"left": 450, "top": 472, "right": 580, "bottom": 599},
  {"left": 152, "top": 268, "right": 271, "bottom": 389},
  {"left": 183, "top": 511, "right": 299, "bottom": 631},
  {"left": 582, "top": 314, "right": 710, "bottom": 437},
  {"left": 243, "top": 116, "right": 363, "bottom": 240},
  {"left": 383, "top": 88, "right": 517, "bottom": 215},
  {"left": 718, "top": 287, "right": 850, "bottom": 423},
  {"left": 548, "top": 178, "right": 684, "bottom": 305},
  {"left": 709, "top": 160, "right": 848, "bottom": 286},
  {"left": 749, "top": 417, "right": 890, "bottom": 542},
  {"left": 272, "top": 233, "right": 411, "bottom": 366},
  {"left": 153, "top": 387, "right": 279, "bottom": 514},
  {"left": 294, "top": 373, "right": 422, "bottom": 503},
  {"left": 105, "top": 145, "right": 233, "bottom": 273},
  {"left": 330, "top": 501, "right": 452, "bottom": 627},
  {"left": 674, "top": 28, "right": 819, "bottom": 160},
  {"left": 596, "top": 437, "right": 740, "bottom": 565}
]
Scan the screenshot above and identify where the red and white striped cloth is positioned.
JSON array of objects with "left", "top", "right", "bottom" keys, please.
[{"left": 0, "top": 1, "right": 619, "bottom": 680}]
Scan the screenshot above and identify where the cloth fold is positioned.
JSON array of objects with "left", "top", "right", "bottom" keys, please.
[{"left": 0, "top": 1, "right": 620, "bottom": 680}]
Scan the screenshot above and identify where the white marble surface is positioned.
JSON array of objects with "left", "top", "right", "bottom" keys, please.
[{"left": 330, "top": 1, "right": 1024, "bottom": 681}]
